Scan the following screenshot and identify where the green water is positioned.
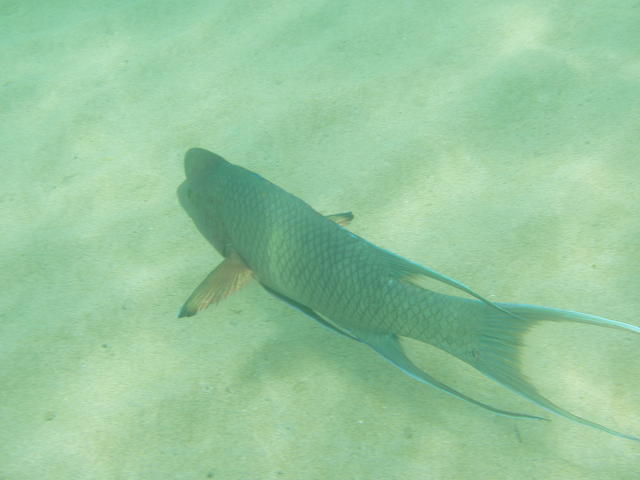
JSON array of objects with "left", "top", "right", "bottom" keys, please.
[{"left": 2, "top": 1, "right": 639, "bottom": 478}]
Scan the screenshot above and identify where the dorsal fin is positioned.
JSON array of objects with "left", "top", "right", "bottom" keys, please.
[{"left": 377, "top": 247, "right": 518, "bottom": 318}]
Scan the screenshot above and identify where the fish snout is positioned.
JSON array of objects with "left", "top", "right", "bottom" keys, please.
[{"left": 184, "top": 148, "right": 228, "bottom": 178}]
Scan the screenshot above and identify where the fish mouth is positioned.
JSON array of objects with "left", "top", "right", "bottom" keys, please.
[
  {"left": 177, "top": 179, "right": 212, "bottom": 231},
  {"left": 176, "top": 180, "right": 193, "bottom": 213}
]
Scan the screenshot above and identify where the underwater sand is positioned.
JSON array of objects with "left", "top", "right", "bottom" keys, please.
[{"left": 1, "top": 1, "right": 640, "bottom": 478}]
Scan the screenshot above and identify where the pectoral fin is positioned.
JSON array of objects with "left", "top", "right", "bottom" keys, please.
[
  {"left": 356, "top": 330, "right": 546, "bottom": 421},
  {"left": 326, "top": 211, "right": 354, "bottom": 227},
  {"left": 179, "top": 250, "right": 253, "bottom": 317}
]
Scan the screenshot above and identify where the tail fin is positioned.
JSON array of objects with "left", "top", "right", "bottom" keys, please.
[{"left": 465, "top": 302, "right": 640, "bottom": 441}]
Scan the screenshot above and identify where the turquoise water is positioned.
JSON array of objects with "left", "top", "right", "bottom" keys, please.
[{"left": 2, "top": 1, "right": 639, "bottom": 478}]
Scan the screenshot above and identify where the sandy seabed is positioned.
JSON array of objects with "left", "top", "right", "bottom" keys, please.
[{"left": 2, "top": 1, "right": 640, "bottom": 479}]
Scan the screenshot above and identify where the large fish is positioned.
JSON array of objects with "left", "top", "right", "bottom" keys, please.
[{"left": 177, "top": 148, "right": 639, "bottom": 441}]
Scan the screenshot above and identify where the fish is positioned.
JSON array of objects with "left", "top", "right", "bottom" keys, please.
[{"left": 177, "top": 147, "right": 640, "bottom": 441}]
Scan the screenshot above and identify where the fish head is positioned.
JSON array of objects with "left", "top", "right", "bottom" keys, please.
[{"left": 178, "top": 148, "right": 232, "bottom": 256}]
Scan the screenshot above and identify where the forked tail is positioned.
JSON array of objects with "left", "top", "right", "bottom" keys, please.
[
  {"left": 354, "top": 242, "right": 638, "bottom": 440},
  {"left": 461, "top": 301, "right": 640, "bottom": 441}
]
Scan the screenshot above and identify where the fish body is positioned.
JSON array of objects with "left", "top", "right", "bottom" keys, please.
[{"left": 178, "top": 148, "right": 640, "bottom": 441}]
